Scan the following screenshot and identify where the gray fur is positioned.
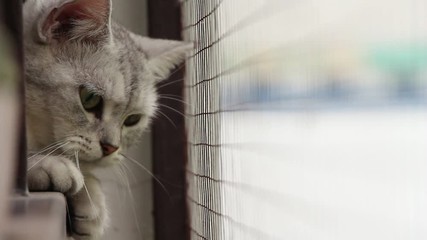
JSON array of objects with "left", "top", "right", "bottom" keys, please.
[{"left": 23, "top": 0, "right": 191, "bottom": 239}]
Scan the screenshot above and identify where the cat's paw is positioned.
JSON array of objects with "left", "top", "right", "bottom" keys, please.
[
  {"left": 68, "top": 175, "right": 108, "bottom": 240},
  {"left": 27, "top": 155, "right": 84, "bottom": 195}
]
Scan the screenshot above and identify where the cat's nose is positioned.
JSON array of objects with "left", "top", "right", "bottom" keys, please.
[{"left": 100, "top": 142, "right": 119, "bottom": 156}]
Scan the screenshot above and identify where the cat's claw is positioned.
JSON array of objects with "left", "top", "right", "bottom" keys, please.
[{"left": 27, "top": 155, "right": 84, "bottom": 195}]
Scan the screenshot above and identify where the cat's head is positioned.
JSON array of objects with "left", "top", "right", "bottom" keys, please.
[{"left": 24, "top": 0, "right": 191, "bottom": 166}]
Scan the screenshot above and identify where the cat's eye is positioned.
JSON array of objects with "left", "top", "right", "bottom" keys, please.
[
  {"left": 124, "top": 114, "right": 142, "bottom": 127},
  {"left": 80, "top": 86, "right": 102, "bottom": 112}
]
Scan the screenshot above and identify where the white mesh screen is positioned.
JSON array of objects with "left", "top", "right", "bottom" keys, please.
[{"left": 182, "top": 1, "right": 427, "bottom": 239}]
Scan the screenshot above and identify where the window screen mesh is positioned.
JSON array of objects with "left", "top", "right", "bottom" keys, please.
[{"left": 182, "top": 1, "right": 427, "bottom": 239}]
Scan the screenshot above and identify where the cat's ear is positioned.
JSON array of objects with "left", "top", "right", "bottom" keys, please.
[
  {"left": 138, "top": 37, "right": 193, "bottom": 82},
  {"left": 37, "top": 0, "right": 111, "bottom": 44}
]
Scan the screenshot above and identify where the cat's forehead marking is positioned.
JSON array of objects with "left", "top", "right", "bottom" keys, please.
[{"left": 115, "top": 44, "right": 151, "bottom": 109}]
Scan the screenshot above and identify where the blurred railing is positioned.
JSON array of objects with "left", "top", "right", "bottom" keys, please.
[{"left": 0, "top": 1, "right": 66, "bottom": 239}]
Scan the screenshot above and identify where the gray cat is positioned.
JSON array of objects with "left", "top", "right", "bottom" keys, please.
[{"left": 23, "top": 0, "right": 190, "bottom": 239}]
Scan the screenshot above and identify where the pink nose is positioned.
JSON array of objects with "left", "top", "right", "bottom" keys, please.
[{"left": 100, "top": 142, "right": 119, "bottom": 156}]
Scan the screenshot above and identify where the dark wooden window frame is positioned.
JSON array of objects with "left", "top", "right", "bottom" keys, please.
[
  {"left": 1, "top": 0, "right": 27, "bottom": 195},
  {"left": 148, "top": 1, "right": 189, "bottom": 240}
]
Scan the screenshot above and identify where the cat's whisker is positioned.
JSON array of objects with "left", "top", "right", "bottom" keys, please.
[
  {"left": 118, "top": 165, "right": 141, "bottom": 225},
  {"left": 117, "top": 164, "right": 143, "bottom": 239},
  {"left": 159, "top": 93, "right": 188, "bottom": 100},
  {"left": 55, "top": 148, "right": 75, "bottom": 160},
  {"left": 120, "top": 161, "right": 137, "bottom": 183},
  {"left": 27, "top": 142, "right": 71, "bottom": 171},
  {"left": 111, "top": 167, "right": 129, "bottom": 214},
  {"left": 28, "top": 134, "right": 80, "bottom": 159},
  {"left": 158, "top": 103, "right": 188, "bottom": 119},
  {"left": 111, "top": 168, "right": 126, "bottom": 213},
  {"left": 164, "top": 62, "right": 186, "bottom": 79},
  {"left": 75, "top": 151, "right": 100, "bottom": 219},
  {"left": 156, "top": 77, "right": 184, "bottom": 90},
  {"left": 159, "top": 95, "right": 192, "bottom": 106},
  {"left": 159, "top": 95, "right": 184, "bottom": 100},
  {"left": 83, "top": 183, "right": 98, "bottom": 219},
  {"left": 28, "top": 139, "right": 69, "bottom": 159},
  {"left": 156, "top": 110, "right": 177, "bottom": 128},
  {"left": 74, "top": 151, "right": 80, "bottom": 170},
  {"left": 120, "top": 154, "right": 171, "bottom": 198},
  {"left": 113, "top": 166, "right": 128, "bottom": 196}
]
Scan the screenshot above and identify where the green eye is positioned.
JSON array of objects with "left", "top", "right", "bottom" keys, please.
[
  {"left": 124, "top": 114, "right": 142, "bottom": 127},
  {"left": 79, "top": 86, "right": 102, "bottom": 111}
]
